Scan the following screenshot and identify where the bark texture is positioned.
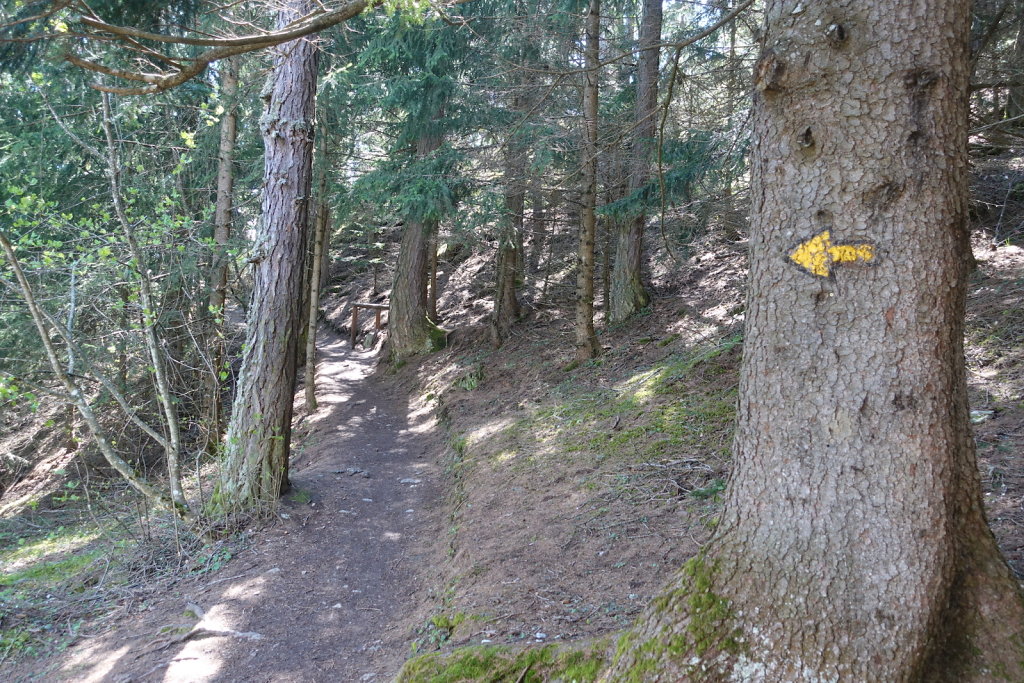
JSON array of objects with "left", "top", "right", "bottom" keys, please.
[
  {"left": 609, "top": 0, "right": 660, "bottom": 323},
  {"left": 388, "top": 129, "right": 447, "bottom": 361},
  {"left": 216, "top": 4, "right": 317, "bottom": 511},
  {"left": 491, "top": 139, "right": 525, "bottom": 347},
  {"left": 608, "top": 1, "right": 1024, "bottom": 680},
  {"left": 575, "top": 0, "right": 602, "bottom": 361},
  {"left": 304, "top": 193, "right": 328, "bottom": 412}
]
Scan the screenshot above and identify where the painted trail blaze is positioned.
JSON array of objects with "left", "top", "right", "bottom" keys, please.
[{"left": 790, "top": 230, "right": 875, "bottom": 277}]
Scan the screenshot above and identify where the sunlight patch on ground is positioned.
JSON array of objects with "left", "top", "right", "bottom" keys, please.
[
  {"left": 1, "top": 527, "right": 100, "bottom": 573},
  {"left": 58, "top": 640, "right": 130, "bottom": 682},
  {"left": 495, "top": 450, "right": 517, "bottom": 463},
  {"left": 407, "top": 402, "right": 434, "bottom": 422},
  {"left": 616, "top": 367, "right": 661, "bottom": 403},
  {"left": 466, "top": 417, "right": 515, "bottom": 445},
  {"left": 163, "top": 604, "right": 245, "bottom": 682},
  {"left": 165, "top": 642, "right": 224, "bottom": 683},
  {"left": 221, "top": 575, "right": 267, "bottom": 601},
  {"left": 404, "top": 413, "right": 437, "bottom": 434}
]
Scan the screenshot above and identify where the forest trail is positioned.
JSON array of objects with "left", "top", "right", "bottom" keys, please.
[{"left": 52, "top": 327, "right": 444, "bottom": 683}]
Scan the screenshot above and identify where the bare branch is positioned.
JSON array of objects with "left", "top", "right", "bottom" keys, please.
[
  {"left": 64, "top": 0, "right": 492, "bottom": 94},
  {"left": 0, "top": 0, "right": 73, "bottom": 32}
]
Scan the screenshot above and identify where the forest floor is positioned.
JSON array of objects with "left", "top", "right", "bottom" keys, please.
[
  {"left": 1, "top": 328, "right": 447, "bottom": 682},
  {"left": 1, "top": 235, "right": 1022, "bottom": 682}
]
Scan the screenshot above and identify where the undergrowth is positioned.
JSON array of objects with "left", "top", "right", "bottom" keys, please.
[
  {"left": 493, "top": 333, "right": 741, "bottom": 504},
  {"left": 0, "top": 497, "right": 244, "bottom": 666}
]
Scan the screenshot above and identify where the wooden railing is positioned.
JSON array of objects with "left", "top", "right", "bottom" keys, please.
[{"left": 350, "top": 303, "right": 389, "bottom": 347}]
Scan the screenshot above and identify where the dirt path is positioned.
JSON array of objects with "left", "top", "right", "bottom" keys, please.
[{"left": 48, "top": 328, "right": 443, "bottom": 683}]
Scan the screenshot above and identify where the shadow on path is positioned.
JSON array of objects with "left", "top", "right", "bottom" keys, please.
[{"left": 51, "top": 326, "right": 444, "bottom": 683}]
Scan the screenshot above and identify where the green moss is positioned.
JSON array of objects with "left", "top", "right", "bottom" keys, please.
[
  {"left": 555, "top": 648, "right": 606, "bottom": 680},
  {"left": 680, "top": 554, "right": 742, "bottom": 657},
  {"left": 612, "top": 555, "right": 745, "bottom": 680},
  {"left": 425, "top": 321, "right": 451, "bottom": 353},
  {"left": 398, "top": 643, "right": 607, "bottom": 682}
]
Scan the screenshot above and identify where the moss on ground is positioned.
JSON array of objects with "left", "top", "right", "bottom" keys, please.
[{"left": 397, "top": 642, "right": 607, "bottom": 682}]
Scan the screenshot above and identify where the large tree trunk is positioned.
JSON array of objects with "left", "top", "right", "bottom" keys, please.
[
  {"left": 608, "top": 1, "right": 1024, "bottom": 679},
  {"left": 575, "top": 0, "right": 602, "bottom": 361},
  {"left": 215, "top": 4, "right": 317, "bottom": 512},
  {"left": 205, "top": 54, "right": 239, "bottom": 453},
  {"left": 388, "top": 129, "right": 447, "bottom": 361},
  {"left": 609, "top": 0, "right": 660, "bottom": 324}
]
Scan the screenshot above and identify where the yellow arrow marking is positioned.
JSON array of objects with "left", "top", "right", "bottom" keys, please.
[{"left": 789, "top": 230, "right": 875, "bottom": 277}]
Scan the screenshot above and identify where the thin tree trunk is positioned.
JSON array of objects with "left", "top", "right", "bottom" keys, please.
[
  {"left": 1008, "top": 5, "right": 1024, "bottom": 118},
  {"left": 601, "top": 201, "right": 612, "bottom": 323},
  {"left": 0, "top": 232, "right": 190, "bottom": 521},
  {"left": 609, "top": 1, "right": 1024, "bottom": 679},
  {"left": 526, "top": 180, "right": 546, "bottom": 276},
  {"left": 575, "top": 0, "right": 602, "bottom": 361},
  {"left": 304, "top": 131, "right": 329, "bottom": 412},
  {"left": 427, "top": 233, "right": 440, "bottom": 324},
  {"left": 539, "top": 189, "right": 560, "bottom": 304},
  {"left": 65, "top": 265, "right": 77, "bottom": 449},
  {"left": 101, "top": 93, "right": 188, "bottom": 511},
  {"left": 206, "top": 54, "right": 239, "bottom": 454},
  {"left": 216, "top": 2, "right": 317, "bottom": 512},
  {"left": 492, "top": 138, "right": 525, "bottom": 347},
  {"left": 609, "top": 0, "right": 660, "bottom": 323}
]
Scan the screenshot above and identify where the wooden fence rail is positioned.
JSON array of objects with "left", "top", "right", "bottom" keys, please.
[{"left": 350, "top": 303, "right": 389, "bottom": 347}]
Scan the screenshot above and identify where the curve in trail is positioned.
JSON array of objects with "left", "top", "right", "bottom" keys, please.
[{"left": 70, "top": 327, "right": 444, "bottom": 683}]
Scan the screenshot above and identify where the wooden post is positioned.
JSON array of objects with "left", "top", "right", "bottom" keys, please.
[
  {"left": 350, "top": 306, "right": 358, "bottom": 347},
  {"left": 350, "top": 303, "right": 389, "bottom": 348}
]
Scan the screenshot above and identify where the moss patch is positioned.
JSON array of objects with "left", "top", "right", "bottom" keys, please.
[
  {"left": 612, "top": 554, "right": 745, "bottom": 680},
  {"left": 397, "top": 643, "right": 607, "bottom": 682}
]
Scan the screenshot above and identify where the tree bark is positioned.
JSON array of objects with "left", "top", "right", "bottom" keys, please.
[
  {"left": 526, "top": 180, "right": 547, "bottom": 276},
  {"left": 492, "top": 134, "right": 526, "bottom": 347},
  {"left": 388, "top": 128, "right": 446, "bottom": 361},
  {"left": 304, "top": 134, "right": 329, "bottom": 412},
  {"left": 216, "top": 2, "right": 317, "bottom": 512},
  {"left": 608, "top": 1, "right": 1024, "bottom": 680},
  {"left": 427, "top": 232, "right": 440, "bottom": 324},
  {"left": 206, "top": 54, "right": 239, "bottom": 453},
  {"left": 575, "top": 0, "right": 602, "bottom": 361},
  {"left": 1008, "top": 4, "right": 1024, "bottom": 118},
  {"left": 609, "top": 0, "right": 660, "bottom": 324}
]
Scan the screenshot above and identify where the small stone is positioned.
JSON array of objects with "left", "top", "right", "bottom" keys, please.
[
  {"left": 535, "top": 632, "right": 547, "bottom": 640},
  {"left": 399, "top": 478, "right": 422, "bottom": 484},
  {"left": 332, "top": 603, "right": 342, "bottom": 609},
  {"left": 267, "top": 568, "right": 281, "bottom": 574},
  {"left": 480, "top": 639, "right": 492, "bottom": 644},
  {"left": 362, "top": 498, "right": 373, "bottom": 502}
]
